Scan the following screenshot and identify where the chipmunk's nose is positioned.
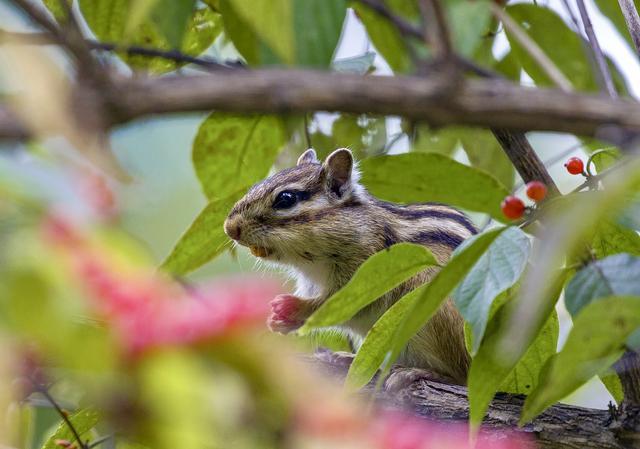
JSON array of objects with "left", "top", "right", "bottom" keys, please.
[{"left": 224, "top": 218, "right": 242, "bottom": 240}]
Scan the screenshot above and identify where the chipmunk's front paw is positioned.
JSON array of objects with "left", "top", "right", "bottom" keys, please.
[
  {"left": 268, "top": 294, "right": 306, "bottom": 334},
  {"left": 383, "top": 367, "right": 454, "bottom": 394}
]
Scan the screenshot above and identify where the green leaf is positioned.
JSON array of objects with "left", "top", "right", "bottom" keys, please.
[
  {"left": 468, "top": 273, "right": 565, "bottom": 426},
  {"left": 346, "top": 228, "right": 508, "bottom": 389},
  {"left": 453, "top": 227, "right": 530, "bottom": 354},
  {"left": 505, "top": 4, "right": 595, "bottom": 90},
  {"left": 494, "top": 50, "right": 522, "bottom": 81},
  {"left": 150, "top": 0, "right": 196, "bottom": 48},
  {"left": 292, "top": 0, "right": 347, "bottom": 67},
  {"left": 224, "top": 0, "right": 346, "bottom": 67},
  {"left": 225, "top": 0, "right": 293, "bottom": 62},
  {"left": 42, "top": 409, "right": 99, "bottom": 449},
  {"left": 78, "top": 1, "right": 221, "bottom": 73},
  {"left": 591, "top": 221, "right": 640, "bottom": 258},
  {"left": 161, "top": 191, "right": 242, "bottom": 274},
  {"left": 565, "top": 253, "right": 640, "bottom": 316},
  {"left": 332, "top": 52, "right": 376, "bottom": 74},
  {"left": 42, "top": 0, "right": 71, "bottom": 21},
  {"left": 500, "top": 310, "right": 558, "bottom": 395},
  {"left": 601, "top": 370, "right": 625, "bottom": 404},
  {"left": 218, "top": 0, "right": 280, "bottom": 65},
  {"left": 359, "top": 153, "right": 510, "bottom": 220},
  {"left": 350, "top": 1, "right": 412, "bottom": 72},
  {"left": 522, "top": 296, "right": 640, "bottom": 423},
  {"left": 446, "top": 0, "right": 492, "bottom": 57},
  {"left": 300, "top": 243, "right": 438, "bottom": 332},
  {"left": 192, "top": 114, "right": 285, "bottom": 201},
  {"left": 410, "top": 125, "right": 460, "bottom": 155},
  {"left": 469, "top": 307, "right": 558, "bottom": 424},
  {"left": 459, "top": 129, "right": 515, "bottom": 189},
  {"left": 346, "top": 282, "right": 428, "bottom": 389}
]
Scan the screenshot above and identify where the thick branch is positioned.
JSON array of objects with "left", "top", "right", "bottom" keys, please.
[
  {"left": 310, "top": 352, "right": 638, "bottom": 449},
  {"left": 4, "top": 69, "right": 640, "bottom": 143},
  {"left": 111, "top": 70, "right": 640, "bottom": 139},
  {"left": 492, "top": 130, "right": 559, "bottom": 194},
  {"left": 615, "top": 350, "right": 640, "bottom": 406}
]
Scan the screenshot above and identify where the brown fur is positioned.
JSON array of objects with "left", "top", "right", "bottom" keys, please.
[{"left": 224, "top": 149, "right": 474, "bottom": 384}]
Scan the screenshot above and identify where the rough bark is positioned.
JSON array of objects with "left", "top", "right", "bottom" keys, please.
[
  {"left": 491, "top": 130, "right": 560, "bottom": 194},
  {"left": 309, "top": 352, "right": 640, "bottom": 449},
  {"left": 616, "top": 350, "right": 640, "bottom": 406}
]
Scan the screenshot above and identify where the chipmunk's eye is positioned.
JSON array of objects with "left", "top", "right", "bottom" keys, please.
[{"left": 273, "top": 191, "right": 298, "bottom": 209}]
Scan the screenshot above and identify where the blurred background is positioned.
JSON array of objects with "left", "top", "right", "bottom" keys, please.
[{"left": 0, "top": 0, "right": 636, "bottom": 432}]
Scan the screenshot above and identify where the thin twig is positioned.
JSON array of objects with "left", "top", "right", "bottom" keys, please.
[
  {"left": 354, "top": 0, "right": 423, "bottom": 40},
  {"left": 9, "top": 0, "right": 94, "bottom": 73},
  {"left": 560, "top": 0, "right": 582, "bottom": 32},
  {"left": 576, "top": 0, "right": 618, "bottom": 98},
  {"left": 87, "top": 435, "right": 113, "bottom": 449},
  {"left": 9, "top": 0, "right": 61, "bottom": 38},
  {"left": 31, "top": 382, "right": 88, "bottom": 449},
  {"left": 418, "top": 0, "right": 452, "bottom": 59},
  {"left": 490, "top": 3, "right": 573, "bottom": 92},
  {"left": 618, "top": 0, "right": 640, "bottom": 56},
  {"left": 0, "top": 30, "right": 239, "bottom": 71},
  {"left": 559, "top": 0, "right": 607, "bottom": 92}
]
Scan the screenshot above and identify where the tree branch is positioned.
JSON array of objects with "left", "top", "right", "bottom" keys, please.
[
  {"left": 110, "top": 70, "right": 640, "bottom": 139},
  {"left": 492, "top": 130, "right": 559, "bottom": 194},
  {"left": 354, "top": 0, "right": 423, "bottom": 40},
  {"left": 0, "top": 30, "right": 241, "bottom": 71},
  {"left": 615, "top": 349, "right": 640, "bottom": 406},
  {"left": 309, "top": 352, "right": 638, "bottom": 449},
  {"left": 618, "top": 0, "right": 640, "bottom": 57},
  {"left": 576, "top": 0, "right": 618, "bottom": 98},
  {"left": 418, "top": 0, "right": 452, "bottom": 59},
  {"left": 3, "top": 69, "right": 640, "bottom": 143}
]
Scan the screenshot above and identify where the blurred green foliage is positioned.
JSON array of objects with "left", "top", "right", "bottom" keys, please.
[{"left": 1, "top": 0, "right": 640, "bottom": 447}]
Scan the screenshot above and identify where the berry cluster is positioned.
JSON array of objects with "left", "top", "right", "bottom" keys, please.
[
  {"left": 501, "top": 181, "right": 547, "bottom": 220},
  {"left": 501, "top": 157, "right": 588, "bottom": 220}
]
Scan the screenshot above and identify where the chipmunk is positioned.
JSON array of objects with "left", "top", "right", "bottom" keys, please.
[{"left": 223, "top": 148, "right": 475, "bottom": 385}]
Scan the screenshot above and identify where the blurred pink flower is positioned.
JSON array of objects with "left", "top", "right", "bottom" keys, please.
[
  {"left": 372, "top": 410, "right": 531, "bottom": 449},
  {"left": 43, "top": 214, "right": 280, "bottom": 357}
]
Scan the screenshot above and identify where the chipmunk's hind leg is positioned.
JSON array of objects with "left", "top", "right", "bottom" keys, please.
[{"left": 383, "top": 366, "right": 458, "bottom": 394}]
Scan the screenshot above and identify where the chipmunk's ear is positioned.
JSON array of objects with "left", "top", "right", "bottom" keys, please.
[
  {"left": 323, "top": 148, "right": 353, "bottom": 196},
  {"left": 297, "top": 148, "right": 319, "bottom": 166}
]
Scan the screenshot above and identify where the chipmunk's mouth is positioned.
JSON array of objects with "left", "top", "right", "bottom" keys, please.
[{"left": 249, "top": 246, "right": 272, "bottom": 258}]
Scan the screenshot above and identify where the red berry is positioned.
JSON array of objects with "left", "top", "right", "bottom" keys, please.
[
  {"left": 525, "top": 181, "right": 547, "bottom": 202},
  {"left": 564, "top": 157, "right": 584, "bottom": 175},
  {"left": 501, "top": 196, "right": 526, "bottom": 220}
]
